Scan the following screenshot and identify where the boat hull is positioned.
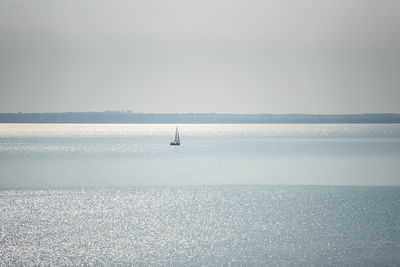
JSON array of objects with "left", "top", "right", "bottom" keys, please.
[{"left": 170, "top": 142, "right": 180, "bottom": 146}]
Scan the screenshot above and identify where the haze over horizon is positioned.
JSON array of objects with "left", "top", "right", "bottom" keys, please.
[
  {"left": 1, "top": 0, "right": 399, "bottom": 114},
  {"left": 1, "top": 111, "right": 400, "bottom": 116}
]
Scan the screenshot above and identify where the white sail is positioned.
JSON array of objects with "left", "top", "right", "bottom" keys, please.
[
  {"left": 175, "top": 127, "right": 180, "bottom": 143},
  {"left": 170, "top": 126, "right": 180, "bottom": 145}
]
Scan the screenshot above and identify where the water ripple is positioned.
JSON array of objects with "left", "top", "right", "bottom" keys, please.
[{"left": 1, "top": 186, "right": 399, "bottom": 265}]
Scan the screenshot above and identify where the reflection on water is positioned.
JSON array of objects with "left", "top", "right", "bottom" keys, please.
[
  {"left": 1, "top": 123, "right": 400, "bottom": 138},
  {"left": 0, "top": 124, "right": 400, "bottom": 188},
  {"left": 1, "top": 124, "right": 400, "bottom": 265},
  {"left": 1, "top": 186, "right": 399, "bottom": 266}
]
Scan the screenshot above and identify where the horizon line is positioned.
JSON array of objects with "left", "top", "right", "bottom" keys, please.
[{"left": 1, "top": 111, "right": 400, "bottom": 115}]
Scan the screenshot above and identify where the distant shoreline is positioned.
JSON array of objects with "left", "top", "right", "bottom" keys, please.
[{"left": 1, "top": 112, "right": 400, "bottom": 124}]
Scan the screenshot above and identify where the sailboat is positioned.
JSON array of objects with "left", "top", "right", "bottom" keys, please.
[{"left": 170, "top": 126, "right": 180, "bottom": 146}]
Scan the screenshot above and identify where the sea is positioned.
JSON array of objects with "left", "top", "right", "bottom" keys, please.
[{"left": 0, "top": 124, "right": 400, "bottom": 265}]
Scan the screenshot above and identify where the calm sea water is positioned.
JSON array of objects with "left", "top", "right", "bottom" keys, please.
[
  {"left": 1, "top": 124, "right": 400, "bottom": 187},
  {"left": 1, "top": 124, "right": 400, "bottom": 265}
]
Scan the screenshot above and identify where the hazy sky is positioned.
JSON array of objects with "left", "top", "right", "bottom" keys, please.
[{"left": 0, "top": 0, "right": 399, "bottom": 113}]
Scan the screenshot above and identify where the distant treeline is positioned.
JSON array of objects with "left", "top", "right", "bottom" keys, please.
[{"left": 1, "top": 112, "right": 400, "bottom": 124}]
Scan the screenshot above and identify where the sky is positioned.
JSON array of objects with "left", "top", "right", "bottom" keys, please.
[{"left": 0, "top": 0, "right": 399, "bottom": 114}]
